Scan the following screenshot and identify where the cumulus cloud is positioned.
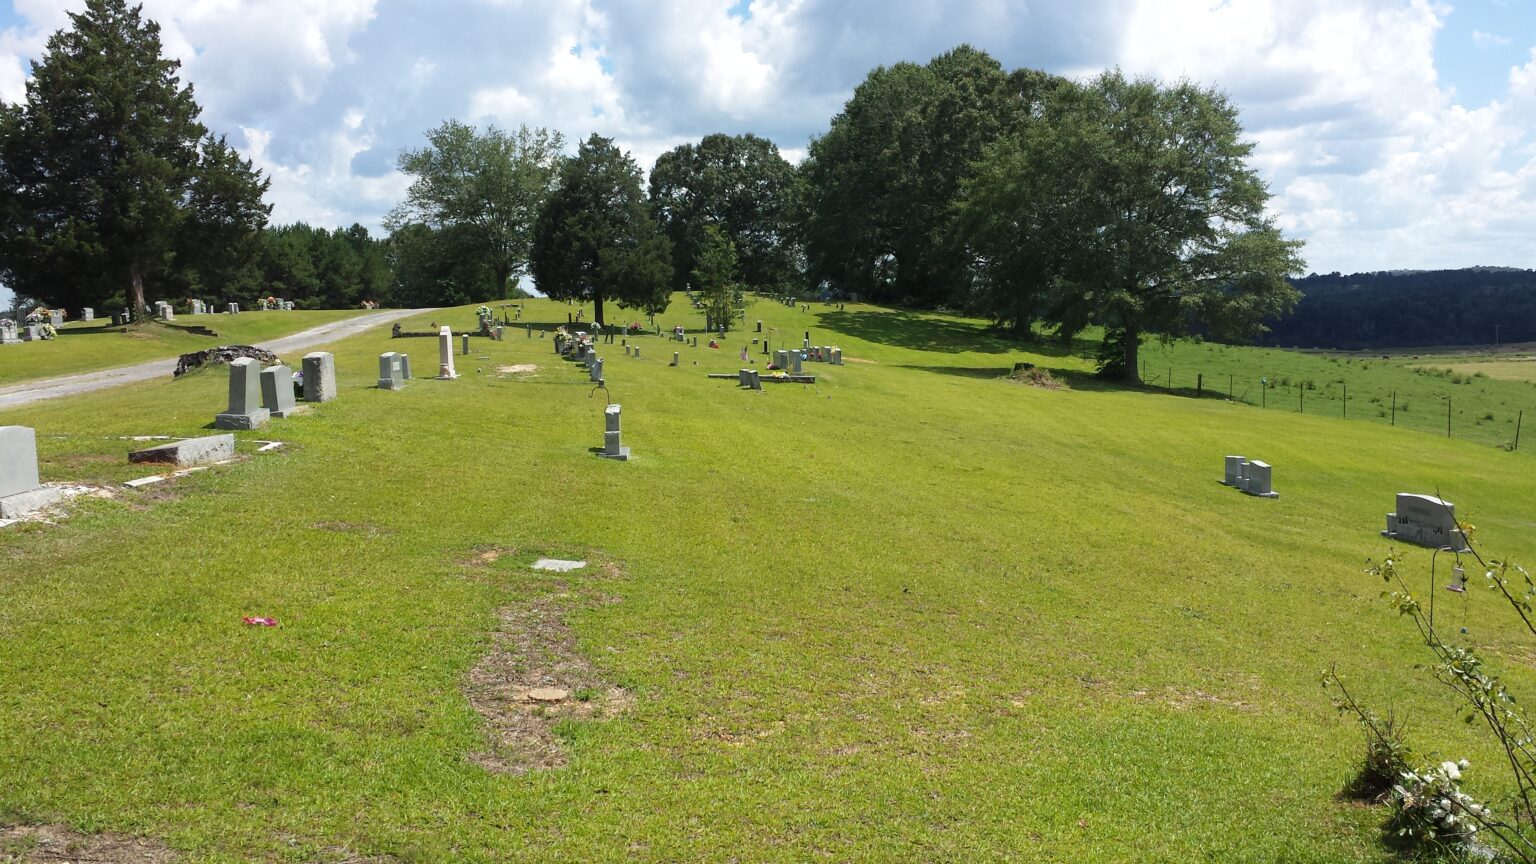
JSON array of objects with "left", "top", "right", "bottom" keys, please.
[{"left": 2, "top": 0, "right": 1534, "bottom": 276}]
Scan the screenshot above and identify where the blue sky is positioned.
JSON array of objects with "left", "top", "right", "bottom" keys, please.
[{"left": 3, "top": 0, "right": 1536, "bottom": 312}]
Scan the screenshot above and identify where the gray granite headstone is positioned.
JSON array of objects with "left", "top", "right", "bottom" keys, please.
[
  {"left": 1223, "top": 455, "right": 1245, "bottom": 486},
  {"left": 22, "top": 325, "right": 40, "bottom": 342},
  {"left": 399, "top": 353, "right": 412, "bottom": 380},
  {"left": 749, "top": 370, "right": 762, "bottom": 391},
  {"left": 228, "top": 302, "right": 240, "bottom": 314},
  {"left": 1243, "top": 460, "right": 1276, "bottom": 497},
  {"left": 791, "top": 352, "right": 803, "bottom": 375},
  {"left": 214, "top": 358, "right": 271, "bottom": 429},
  {"left": 462, "top": 333, "right": 470, "bottom": 355},
  {"left": 129, "top": 434, "right": 235, "bottom": 467},
  {"left": 1384, "top": 493, "right": 1468, "bottom": 551},
  {"left": 49, "top": 311, "right": 62, "bottom": 327},
  {"left": 599, "top": 403, "right": 630, "bottom": 460},
  {"left": 82, "top": 308, "right": 94, "bottom": 322},
  {"left": 302, "top": 352, "right": 336, "bottom": 403},
  {"left": 590, "top": 358, "right": 604, "bottom": 383},
  {"left": 671, "top": 352, "right": 679, "bottom": 366},
  {"left": 0, "top": 321, "right": 18, "bottom": 344},
  {"left": 260, "top": 364, "right": 297, "bottom": 418},
  {"left": 378, "top": 352, "right": 404, "bottom": 390},
  {"left": 739, "top": 368, "right": 751, "bottom": 386},
  {"left": 0, "top": 425, "right": 41, "bottom": 499}
]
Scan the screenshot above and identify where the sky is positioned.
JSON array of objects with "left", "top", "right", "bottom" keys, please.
[{"left": 2, "top": 0, "right": 1536, "bottom": 310}]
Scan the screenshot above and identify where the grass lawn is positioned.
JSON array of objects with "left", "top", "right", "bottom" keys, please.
[
  {"left": 3, "top": 297, "right": 1535, "bottom": 861},
  {"left": 0, "top": 310, "right": 373, "bottom": 388},
  {"left": 1417, "top": 355, "right": 1536, "bottom": 385}
]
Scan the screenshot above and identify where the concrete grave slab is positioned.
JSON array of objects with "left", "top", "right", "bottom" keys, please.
[
  {"left": 532, "top": 558, "right": 587, "bottom": 572},
  {"left": 128, "top": 434, "right": 236, "bottom": 467}
]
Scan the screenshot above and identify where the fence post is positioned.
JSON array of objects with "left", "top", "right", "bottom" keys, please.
[
  {"left": 1343, "top": 383, "right": 1347, "bottom": 419},
  {"left": 1391, "top": 391, "right": 1396, "bottom": 426},
  {"left": 1229, "top": 375, "right": 1233, "bottom": 401},
  {"left": 1447, "top": 397, "right": 1452, "bottom": 438},
  {"left": 1517, "top": 410, "right": 1523, "bottom": 450},
  {"left": 1168, "top": 367, "right": 1172, "bottom": 390},
  {"left": 1197, "top": 373, "right": 1203, "bottom": 399},
  {"left": 1262, "top": 382, "right": 1266, "bottom": 410},
  {"left": 1300, "top": 385, "right": 1304, "bottom": 414}
]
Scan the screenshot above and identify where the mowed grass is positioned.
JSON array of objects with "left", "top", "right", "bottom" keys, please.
[
  {"left": 0, "top": 309, "right": 372, "bottom": 387},
  {"left": 1420, "top": 355, "right": 1536, "bottom": 384},
  {"left": 4, "top": 297, "right": 1536, "bottom": 862}
]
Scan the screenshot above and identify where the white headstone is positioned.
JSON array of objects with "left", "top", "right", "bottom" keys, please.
[{"left": 438, "top": 326, "right": 458, "bottom": 379}]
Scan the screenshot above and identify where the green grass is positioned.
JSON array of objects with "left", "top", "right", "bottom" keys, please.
[
  {"left": 3, "top": 296, "right": 1535, "bottom": 862},
  {"left": 1134, "top": 338, "right": 1536, "bottom": 449},
  {"left": 1419, "top": 355, "right": 1536, "bottom": 384},
  {"left": 0, "top": 310, "right": 372, "bottom": 387}
]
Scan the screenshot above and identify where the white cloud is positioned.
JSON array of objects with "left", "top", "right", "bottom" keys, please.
[{"left": 1473, "top": 29, "right": 1511, "bottom": 49}]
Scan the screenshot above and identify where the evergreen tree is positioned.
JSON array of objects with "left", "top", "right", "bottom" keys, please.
[
  {"left": 0, "top": 0, "right": 268, "bottom": 315},
  {"left": 692, "top": 225, "right": 743, "bottom": 332},
  {"left": 530, "top": 134, "right": 673, "bottom": 326}
]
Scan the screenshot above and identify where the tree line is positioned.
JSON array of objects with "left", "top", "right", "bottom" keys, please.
[
  {"left": 1260, "top": 268, "right": 1536, "bottom": 350},
  {"left": 0, "top": 1, "right": 1305, "bottom": 381}
]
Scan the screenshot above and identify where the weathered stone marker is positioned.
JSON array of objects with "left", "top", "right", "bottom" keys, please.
[
  {"left": 82, "top": 308, "right": 94, "bottom": 322},
  {"left": 49, "top": 310, "right": 63, "bottom": 327},
  {"left": 260, "top": 365, "right": 297, "bottom": 418},
  {"left": 437, "top": 326, "right": 458, "bottom": 379},
  {"left": 378, "top": 352, "right": 404, "bottom": 390},
  {"left": 214, "top": 358, "right": 271, "bottom": 429},
  {"left": 129, "top": 434, "right": 235, "bottom": 467},
  {"left": 791, "top": 352, "right": 803, "bottom": 375},
  {"left": 739, "top": 368, "right": 751, "bottom": 387},
  {"left": 22, "top": 325, "right": 41, "bottom": 342},
  {"left": 0, "top": 426, "right": 66, "bottom": 518},
  {"left": 302, "top": 352, "right": 336, "bottom": 403},
  {"left": 634, "top": 346, "right": 640, "bottom": 359},
  {"left": 671, "top": 351, "right": 680, "bottom": 366},
  {"left": 1384, "top": 493, "right": 1469, "bottom": 551},
  {"left": 461, "top": 333, "right": 470, "bottom": 355},
  {"left": 227, "top": 302, "right": 240, "bottom": 315},
  {"left": 399, "top": 353, "right": 413, "bottom": 380},
  {"left": 0, "top": 321, "right": 18, "bottom": 345},
  {"left": 590, "top": 358, "right": 604, "bottom": 383},
  {"left": 749, "top": 370, "right": 762, "bottom": 391},
  {"left": 599, "top": 403, "right": 630, "bottom": 461}
]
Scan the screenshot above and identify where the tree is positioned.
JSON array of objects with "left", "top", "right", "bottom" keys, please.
[
  {"left": 692, "top": 225, "right": 744, "bottom": 331},
  {"left": 530, "top": 134, "right": 673, "bottom": 326},
  {"left": 177, "top": 135, "right": 272, "bottom": 297},
  {"left": 800, "top": 45, "right": 1021, "bottom": 307},
  {"left": 0, "top": 0, "right": 268, "bottom": 314},
  {"left": 961, "top": 71, "right": 1305, "bottom": 381},
  {"left": 389, "top": 121, "right": 563, "bottom": 300},
  {"left": 649, "top": 133, "right": 800, "bottom": 294}
]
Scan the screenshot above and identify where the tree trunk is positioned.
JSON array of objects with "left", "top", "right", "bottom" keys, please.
[
  {"left": 131, "top": 264, "right": 146, "bottom": 319},
  {"left": 593, "top": 290, "right": 605, "bottom": 327},
  {"left": 1122, "top": 324, "right": 1140, "bottom": 384},
  {"left": 492, "top": 264, "right": 509, "bottom": 301}
]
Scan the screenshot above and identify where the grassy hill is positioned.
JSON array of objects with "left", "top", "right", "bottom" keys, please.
[
  {"left": 2, "top": 296, "right": 1534, "bottom": 862},
  {"left": 0, "top": 309, "right": 373, "bottom": 387}
]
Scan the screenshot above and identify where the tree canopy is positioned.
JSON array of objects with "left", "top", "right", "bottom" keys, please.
[
  {"left": 692, "top": 224, "right": 744, "bottom": 331},
  {"left": 389, "top": 121, "right": 563, "bottom": 300},
  {"left": 800, "top": 45, "right": 1022, "bottom": 307},
  {"left": 530, "top": 135, "right": 672, "bottom": 326},
  {"left": 649, "top": 133, "right": 800, "bottom": 295},
  {"left": 960, "top": 71, "right": 1305, "bottom": 380},
  {"left": 0, "top": 0, "right": 269, "bottom": 315}
]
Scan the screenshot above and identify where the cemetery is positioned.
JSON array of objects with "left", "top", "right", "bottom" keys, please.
[{"left": 3, "top": 293, "right": 1535, "bottom": 862}]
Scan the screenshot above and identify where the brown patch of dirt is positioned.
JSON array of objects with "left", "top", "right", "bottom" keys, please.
[
  {"left": 496, "top": 364, "right": 539, "bottom": 376},
  {"left": 464, "top": 584, "right": 633, "bottom": 773},
  {"left": 1130, "top": 686, "right": 1258, "bottom": 713},
  {"left": 1007, "top": 367, "right": 1067, "bottom": 390},
  {"left": 0, "top": 823, "right": 176, "bottom": 863},
  {"left": 458, "top": 545, "right": 516, "bottom": 567}
]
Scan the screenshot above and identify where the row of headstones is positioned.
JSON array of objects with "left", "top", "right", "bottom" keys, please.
[
  {"left": 257, "top": 299, "right": 296, "bottom": 311},
  {"left": 214, "top": 352, "right": 338, "bottom": 430},
  {"left": 1221, "top": 455, "right": 1469, "bottom": 552},
  {"left": 555, "top": 333, "right": 631, "bottom": 459},
  {"left": 1, "top": 309, "right": 70, "bottom": 344},
  {"left": 376, "top": 326, "right": 460, "bottom": 390}
]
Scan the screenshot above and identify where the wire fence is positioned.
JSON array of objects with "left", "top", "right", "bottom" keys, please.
[{"left": 1139, "top": 363, "right": 1529, "bottom": 452}]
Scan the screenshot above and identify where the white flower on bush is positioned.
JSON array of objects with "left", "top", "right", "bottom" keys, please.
[{"left": 1391, "top": 759, "right": 1488, "bottom": 846}]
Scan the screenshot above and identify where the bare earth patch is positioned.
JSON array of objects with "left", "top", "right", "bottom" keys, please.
[
  {"left": 496, "top": 364, "right": 539, "bottom": 376},
  {"left": 464, "top": 586, "right": 633, "bottom": 773},
  {"left": 0, "top": 823, "right": 176, "bottom": 863},
  {"left": 458, "top": 545, "right": 516, "bottom": 568}
]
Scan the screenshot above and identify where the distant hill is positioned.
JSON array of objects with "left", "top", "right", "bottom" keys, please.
[{"left": 1259, "top": 267, "right": 1536, "bottom": 349}]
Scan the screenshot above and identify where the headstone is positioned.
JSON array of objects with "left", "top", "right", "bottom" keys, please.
[
  {"left": 494, "top": 326, "right": 504, "bottom": 341},
  {"left": 302, "top": 352, "right": 336, "bottom": 403},
  {"left": 462, "top": 333, "right": 470, "bottom": 355},
  {"left": 49, "top": 311, "right": 63, "bottom": 327},
  {"left": 1242, "top": 460, "right": 1276, "bottom": 497},
  {"left": 598, "top": 403, "right": 630, "bottom": 461},
  {"left": 399, "top": 353, "right": 413, "bottom": 380},
  {"left": 671, "top": 352, "right": 679, "bottom": 367},
  {"left": 791, "top": 352, "right": 803, "bottom": 375},
  {"left": 82, "top": 308, "right": 94, "bottom": 322},
  {"left": 625, "top": 345, "right": 631, "bottom": 356},
  {"left": 832, "top": 348, "right": 843, "bottom": 366},
  {"left": 0, "top": 321, "right": 18, "bottom": 345},
  {"left": 22, "top": 325, "right": 40, "bottom": 342},
  {"left": 1223, "top": 455, "right": 1245, "bottom": 487},
  {"left": 756, "top": 320, "right": 762, "bottom": 333},
  {"left": 214, "top": 358, "right": 271, "bottom": 429},
  {"left": 739, "top": 368, "right": 751, "bottom": 387},
  {"left": 160, "top": 304, "right": 175, "bottom": 321},
  {"left": 774, "top": 350, "right": 788, "bottom": 369},
  {"left": 1384, "top": 493, "right": 1469, "bottom": 551},
  {"left": 260, "top": 365, "right": 297, "bottom": 418},
  {"left": 437, "top": 326, "right": 458, "bottom": 379},
  {"left": 0, "top": 426, "right": 66, "bottom": 518},
  {"left": 590, "top": 358, "right": 604, "bottom": 383},
  {"left": 378, "top": 352, "right": 404, "bottom": 390},
  {"left": 128, "top": 434, "right": 236, "bottom": 467},
  {"left": 228, "top": 302, "right": 240, "bottom": 315},
  {"left": 749, "top": 370, "right": 762, "bottom": 391},
  {"left": 634, "top": 347, "right": 640, "bottom": 359}
]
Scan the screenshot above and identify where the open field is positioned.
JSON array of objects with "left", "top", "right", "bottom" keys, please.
[
  {"left": 3, "top": 296, "right": 1535, "bottom": 862},
  {"left": 1416, "top": 356, "right": 1536, "bottom": 385},
  {"left": 0, "top": 310, "right": 373, "bottom": 387}
]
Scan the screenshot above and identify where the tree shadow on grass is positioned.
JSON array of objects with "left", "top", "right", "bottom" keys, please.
[
  {"left": 815, "top": 308, "right": 1102, "bottom": 361},
  {"left": 54, "top": 323, "right": 127, "bottom": 337}
]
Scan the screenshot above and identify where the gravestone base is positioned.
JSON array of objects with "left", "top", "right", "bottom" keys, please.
[
  {"left": 129, "top": 434, "right": 236, "bottom": 467},
  {"left": 214, "top": 408, "right": 270, "bottom": 430},
  {"left": 0, "top": 485, "right": 67, "bottom": 519},
  {"left": 598, "top": 445, "right": 631, "bottom": 461}
]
